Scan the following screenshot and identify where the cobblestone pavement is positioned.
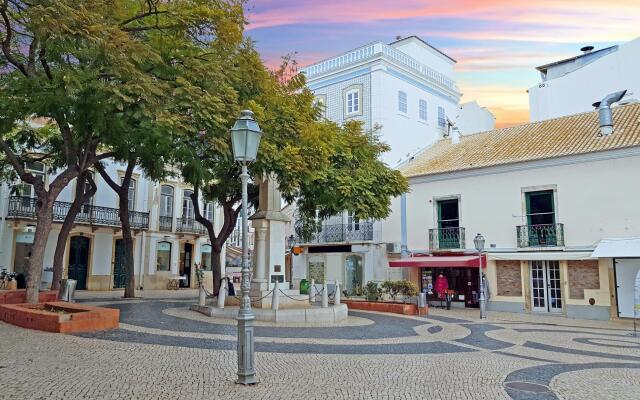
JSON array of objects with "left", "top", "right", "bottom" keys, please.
[{"left": 0, "top": 294, "right": 639, "bottom": 400}]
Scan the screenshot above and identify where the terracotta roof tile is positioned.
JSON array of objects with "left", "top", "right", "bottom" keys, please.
[{"left": 400, "top": 103, "right": 640, "bottom": 178}]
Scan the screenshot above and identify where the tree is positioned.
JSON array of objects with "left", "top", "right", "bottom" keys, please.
[
  {"left": 178, "top": 51, "right": 408, "bottom": 296},
  {"left": 0, "top": 0, "right": 243, "bottom": 302},
  {"left": 51, "top": 171, "right": 96, "bottom": 291}
]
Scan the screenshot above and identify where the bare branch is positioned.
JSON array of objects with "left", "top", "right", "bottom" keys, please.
[{"left": 1, "top": 0, "right": 31, "bottom": 77}]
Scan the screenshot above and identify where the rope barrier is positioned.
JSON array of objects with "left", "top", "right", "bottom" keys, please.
[{"left": 278, "top": 288, "right": 311, "bottom": 302}]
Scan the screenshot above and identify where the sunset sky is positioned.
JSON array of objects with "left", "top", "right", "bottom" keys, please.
[{"left": 245, "top": 0, "right": 640, "bottom": 127}]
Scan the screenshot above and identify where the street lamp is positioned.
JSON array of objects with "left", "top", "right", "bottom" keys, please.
[
  {"left": 474, "top": 233, "right": 487, "bottom": 320},
  {"left": 230, "top": 109, "right": 262, "bottom": 385},
  {"left": 287, "top": 234, "right": 296, "bottom": 250}
]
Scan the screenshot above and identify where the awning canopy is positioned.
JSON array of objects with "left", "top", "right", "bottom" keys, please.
[
  {"left": 489, "top": 251, "right": 593, "bottom": 261},
  {"left": 389, "top": 254, "right": 486, "bottom": 268},
  {"left": 591, "top": 237, "right": 640, "bottom": 258}
]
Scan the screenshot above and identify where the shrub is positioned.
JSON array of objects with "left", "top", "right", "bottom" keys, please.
[
  {"left": 381, "top": 280, "right": 418, "bottom": 303},
  {"left": 364, "top": 281, "right": 382, "bottom": 301}
]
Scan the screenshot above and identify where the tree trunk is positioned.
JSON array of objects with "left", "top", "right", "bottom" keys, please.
[
  {"left": 211, "top": 247, "right": 222, "bottom": 296},
  {"left": 51, "top": 174, "right": 96, "bottom": 291},
  {"left": 118, "top": 192, "right": 136, "bottom": 298},
  {"left": 25, "top": 196, "right": 54, "bottom": 303}
]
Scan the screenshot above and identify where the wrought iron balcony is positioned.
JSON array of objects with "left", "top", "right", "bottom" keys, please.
[
  {"left": 429, "top": 227, "right": 465, "bottom": 250},
  {"left": 295, "top": 221, "right": 374, "bottom": 244},
  {"left": 517, "top": 223, "right": 564, "bottom": 248},
  {"left": 7, "top": 196, "right": 149, "bottom": 230},
  {"left": 176, "top": 217, "right": 207, "bottom": 235},
  {"left": 158, "top": 216, "right": 173, "bottom": 232}
]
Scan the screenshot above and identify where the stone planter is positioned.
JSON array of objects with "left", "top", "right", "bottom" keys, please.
[
  {"left": 0, "top": 302, "right": 119, "bottom": 333},
  {"left": 343, "top": 299, "right": 420, "bottom": 316},
  {"left": 0, "top": 289, "right": 58, "bottom": 304}
]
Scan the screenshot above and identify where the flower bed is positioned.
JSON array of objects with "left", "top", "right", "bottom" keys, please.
[
  {"left": 0, "top": 290, "right": 58, "bottom": 304},
  {"left": 343, "top": 299, "right": 420, "bottom": 316},
  {"left": 0, "top": 301, "right": 119, "bottom": 333}
]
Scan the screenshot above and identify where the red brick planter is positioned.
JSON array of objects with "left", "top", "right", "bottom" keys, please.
[
  {"left": 0, "top": 302, "right": 119, "bottom": 333},
  {"left": 0, "top": 290, "right": 58, "bottom": 304},
  {"left": 343, "top": 300, "right": 421, "bottom": 316}
]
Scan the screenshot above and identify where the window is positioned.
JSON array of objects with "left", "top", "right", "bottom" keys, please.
[
  {"left": 437, "top": 199, "right": 460, "bottom": 249},
  {"left": 182, "top": 189, "right": 194, "bottom": 220},
  {"left": 419, "top": 99, "right": 427, "bottom": 121},
  {"left": 346, "top": 89, "right": 359, "bottom": 115},
  {"left": 438, "top": 106, "right": 446, "bottom": 128},
  {"left": 156, "top": 241, "right": 172, "bottom": 271},
  {"left": 13, "top": 161, "right": 45, "bottom": 198},
  {"left": 160, "top": 185, "right": 174, "bottom": 217},
  {"left": 347, "top": 211, "right": 360, "bottom": 231},
  {"left": 398, "top": 91, "right": 407, "bottom": 113},
  {"left": 314, "top": 95, "right": 326, "bottom": 117},
  {"left": 83, "top": 172, "right": 95, "bottom": 207},
  {"left": 524, "top": 190, "right": 558, "bottom": 247},
  {"left": 344, "top": 255, "right": 363, "bottom": 295},
  {"left": 120, "top": 177, "right": 136, "bottom": 210},
  {"left": 201, "top": 244, "right": 212, "bottom": 271},
  {"left": 205, "top": 202, "right": 215, "bottom": 222},
  {"left": 525, "top": 190, "right": 555, "bottom": 226}
]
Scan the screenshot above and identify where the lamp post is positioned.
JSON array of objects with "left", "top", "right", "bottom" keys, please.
[
  {"left": 287, "top": 235, "right": 295, "bottom": 289},
  {"left": 474, "top": 233, "right": 487, "bottom": 320},
  {"left": 230, "top": 110, "right": 262, "bottom": 385}
]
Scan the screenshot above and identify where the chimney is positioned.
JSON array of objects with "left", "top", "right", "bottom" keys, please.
[
  {"left": 395, "top": 35, "right": 402, "bottom": 41},
  {"left": 580, "top": 45, "right": 594, "bottom": 54},
  {"left": 592, "top": 90, "right": 627, "bottom": 136}
]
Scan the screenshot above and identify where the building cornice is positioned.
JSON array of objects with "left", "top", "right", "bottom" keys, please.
[{"left": 407, "top": 146, "right": 640, "bottom": 184}]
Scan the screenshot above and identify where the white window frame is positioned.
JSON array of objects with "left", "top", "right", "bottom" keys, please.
[
  {"left": 438, "top": 106, "right": 446, "bottom": 128},
  {"left": 419, "top": 99, "right": 428, "bottom": 121},
  {"left": 182, "top": 189, "right": 194, "bottom": 220},
  {"left": 14, "top": 161, "right": 46, "bottom": 198},
  {"left": 314, "top": 95, "right": 327, "bottom": 117},
  {"left": 398, "top": 91, "right": 407, "bottom": 113},
  {"left": 120, "top": 177, "right": 136, "bottom": 211},
  {"left": 343, "top": 85, "right": 363, "bottom": 117},
  {"left": 160, "top": 185, "right": 174, "bottom": 218},
  {"left": 205, "top": 201, "right": 214, "bottom": 222}
]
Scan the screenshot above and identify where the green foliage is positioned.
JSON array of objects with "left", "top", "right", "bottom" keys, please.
[
  {"left": 381, "top": 280, "right": 418, "bottom": 303},
  {"left": 364, "top": 281, "right": 382, "bottom": 302}
]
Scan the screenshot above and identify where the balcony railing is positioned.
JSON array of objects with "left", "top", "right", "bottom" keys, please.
[
  {"left": 176, "top": 217, "right": 207, "bottom": 235},
  {"left": 295, "top": 221, "right": 374, "bottom": 244},
  {"left": 429, "top": 227, "right": 465, "bottom": 250},
  {"left": 7, "top": 196, "right": 149, "bottom": 230},
  {"left": 158, "top": 216, "right": 173, "bottom": 232},
  {"left": 301, "top": 41, "right": 457, "bottom": 91},
  {"left": 517, "top": 223, "right": 564, "bottom": 248}
]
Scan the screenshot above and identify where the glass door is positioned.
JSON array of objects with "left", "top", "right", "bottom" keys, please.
[{"left": 530, "top": 260, "right": 562, "bottom": 313}]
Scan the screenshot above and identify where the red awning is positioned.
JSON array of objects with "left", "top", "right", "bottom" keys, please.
[{"left": 389, "top": 254, "right": 486, "bottom": 268}]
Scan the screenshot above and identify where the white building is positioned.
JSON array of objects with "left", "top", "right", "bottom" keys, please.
[
  {"left": 291, "top": 36, "right": 494, "bottom": 295},
  {"left": 301, "top": 35, "right": 463, "bottom": 167},
  {"left": 381, "top": 103, "right": 640, "bottom": 320},
  {"left": 455, "top": 101, "right": 496, "bottom": 135},
  {"left": 529, "top": 37, "right": 640, "bottom": 122},
  {"left": 0, "top": 160, "right": 230, "bottom": 291}
]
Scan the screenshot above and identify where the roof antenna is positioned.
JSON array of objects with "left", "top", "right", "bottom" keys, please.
[{"left": 592, "top": 90, "right": 627, "bottom": 136}]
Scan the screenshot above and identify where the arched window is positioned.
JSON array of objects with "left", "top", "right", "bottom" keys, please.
[
  {"left": 201, "top": 244, "right": 212, "bottom": 271},
  {"left": 156, "top": 241, "right": 172, "bottom": 271},
  {"left": 344, "top": 255, "right": 363, "bottom": 295}
]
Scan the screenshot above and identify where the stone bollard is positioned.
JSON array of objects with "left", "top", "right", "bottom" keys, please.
[
  {"left": 271, "top": 281, "right": 280, "bottom": 310},
  {"left": 321, "top": 281, "right": 329, "bottom": 308},
  {"left": 309, "top": 279, "right": 316, "bottom": 303},
  {"left": 334, "top": 280, "right": 341, "bottom": 305},
  {"left": 198, "top": 286, "right": 206, "bottom": 306},
  {"left": 216, "top": 279, "right": 227, "bottom": 309}
]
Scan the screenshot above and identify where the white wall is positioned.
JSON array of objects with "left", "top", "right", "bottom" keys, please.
[
  {"left": 390, "top": 39, "right": 455, "bottom": 77},
  {"left": 383, "top": 153, "right": 640, "bottom": 252},
  {"left": 455, "top": 101, "right": 496, "bottom": 135},
  {"left": 529, "top": 37, "right": 640, "bottom": 121}
]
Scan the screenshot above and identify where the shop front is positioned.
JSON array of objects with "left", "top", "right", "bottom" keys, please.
[{"left": 389, "top": 254, "right": 486, "bottom": 309}]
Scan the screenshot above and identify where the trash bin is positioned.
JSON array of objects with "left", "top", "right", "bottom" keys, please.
[
  {"left": 299, "top": 279, "right": 309, "bottom": 295},
  {"left": 58, "top": 279, "right": 77, "bottom": 302}
]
